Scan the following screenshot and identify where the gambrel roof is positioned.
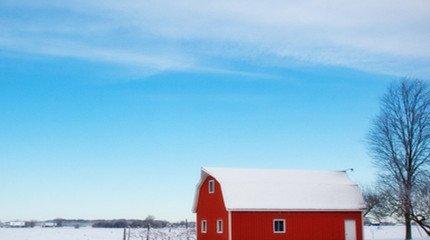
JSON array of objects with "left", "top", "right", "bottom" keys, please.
[{"left": 192, "top": 167, "right": 365, "bottom": 213}]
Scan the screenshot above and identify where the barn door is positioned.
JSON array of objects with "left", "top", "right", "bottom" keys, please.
[{"left": 344, "top": 220, "right": 356, "bottom": 240}]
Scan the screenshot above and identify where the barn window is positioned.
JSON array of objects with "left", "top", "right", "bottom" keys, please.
[
  {"left": 201, "top": 220, "right": 207, "bottom": 233},
  {"left": 216, "top": 219, "right": 223, "bottom": 233},
  {"left": 273, "top": 219, "right": 286, "bottom": 233},
  {"left": 208, "top": 180, "right": 215, "bottom": 193}
]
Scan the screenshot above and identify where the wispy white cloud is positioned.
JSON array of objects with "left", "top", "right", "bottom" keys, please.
[{"left": 1, "top": 0, "right": 429, "bottom": 78}]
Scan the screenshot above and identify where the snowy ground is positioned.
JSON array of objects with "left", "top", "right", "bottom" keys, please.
[
  {"left": 0, "top": 226, "right": 428, "bottom": 240},
  {"left": 365, "top": 226, "right": 429, "bottom": 240}
]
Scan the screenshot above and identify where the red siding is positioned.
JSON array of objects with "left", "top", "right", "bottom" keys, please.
[
  {"left": 196, "top": 176, "right": 229, "bottom": 240},
  {"left": 231, "top": 211, "right": 363, "bottom": 240}
]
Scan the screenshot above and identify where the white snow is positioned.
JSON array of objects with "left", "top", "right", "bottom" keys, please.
[
  {"left": 0, "top": 227, "right": 195, "bottom": 240},
  {"left": 0, "top": 226, "right": 428, "bottom": 240},
  {"left": 193, "top": 167, "right": 365, "bottom": 212},
  {"left": 365, "top": 226, "right": 429, "bottom": 240},
  {"left": 0, "top": 227, "right": 122, "bottom": 240}
]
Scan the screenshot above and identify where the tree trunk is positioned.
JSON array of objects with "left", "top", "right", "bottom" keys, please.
[
  {"left": 405, "top": 187, "right": 412, "bottom": 240},
  {"left": 405, "top": 211, "right": 412, "bottom": 240}
]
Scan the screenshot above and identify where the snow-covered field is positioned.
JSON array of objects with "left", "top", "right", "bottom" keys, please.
[
  {"left": 365, "top": 226, "right": 428, "bottom": 240},
  {"left": 0, "top": 227, "right": 195, "bottom": 240},
  {"left": 0, "top": 226, "right": 428, "bottom": 240}
]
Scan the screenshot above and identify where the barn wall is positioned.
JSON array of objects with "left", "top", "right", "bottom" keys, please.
[
  {"left": 232, "top": 211, "right": 363, "bottom": 240},
  {"left": 196, "top": 176, "right": 229, "bottom": 240}
]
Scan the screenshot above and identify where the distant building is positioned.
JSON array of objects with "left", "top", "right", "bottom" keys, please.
[
  {"left": 42, "top": 222, "right": 57, "bottom": 227},
  {"left": 6, "top": 221, "right": 26, "bottom": 228}
]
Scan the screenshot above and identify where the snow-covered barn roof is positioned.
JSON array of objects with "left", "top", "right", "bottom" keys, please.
[{"left": 192, "top": 167, "right": 365, "bottom": 213}]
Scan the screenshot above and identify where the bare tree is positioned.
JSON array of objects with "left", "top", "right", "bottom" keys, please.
[
  {"left": 363, "top": 186, "right": 381, "bottom": 217},
  {"left": 368, "top": 79, "right": 430, "bottom": 239},
  {"left": 363, "top": 186, "right": 389, "bottom": 222}
]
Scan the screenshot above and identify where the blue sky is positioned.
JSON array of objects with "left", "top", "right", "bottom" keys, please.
[{"left": 0, "top": 1, "right": 429, "bottom": 221}]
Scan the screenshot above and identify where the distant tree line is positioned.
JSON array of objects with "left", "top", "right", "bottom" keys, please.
[
  {"left": 92, "top": 216, "right": 188, "bottom": 228},
  {"left": 50, "top": 218, "right": 90, "bottom": 227},
  {"left": 1, "top": 217, "right": 194, "bottom": 229}
]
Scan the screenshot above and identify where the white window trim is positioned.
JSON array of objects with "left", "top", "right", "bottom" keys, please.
[
  {"left": 208, "top": 180, "right": 215, "bottom": 193},
  {"left": 201, "top": 220, "right": 207, "bottom": 233},
  {"left": 273, "top": 219, "right": 286, "bottom": 233},
  {"left": 216, "top": 219, "right": 223, "bottom": 233}
]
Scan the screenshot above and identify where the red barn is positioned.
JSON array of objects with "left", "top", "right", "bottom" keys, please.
[{"left": 192, "top": 167, "right": 365, "bottom": 240}]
